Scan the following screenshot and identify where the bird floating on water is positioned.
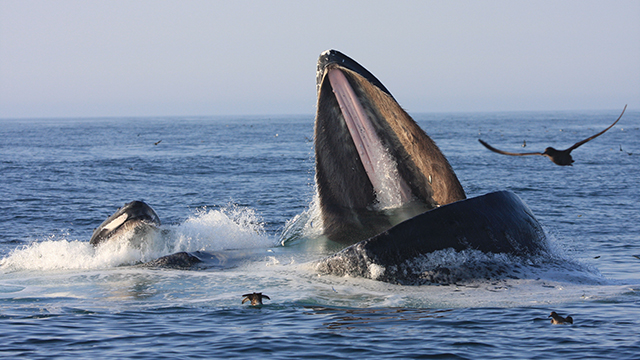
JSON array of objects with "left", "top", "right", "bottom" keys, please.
[
  {"left": 478, "top": 105, "right": 627, "bottom": 166},
  {"left": 549, "top": 311, "right": 573, "bottom": 325},
  {"left": 242, "top": 292, "right": 270, "bottom": 306}
]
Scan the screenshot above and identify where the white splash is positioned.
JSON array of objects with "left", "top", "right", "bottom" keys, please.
[
  {"left": 279, "top": 193, "right": 323, "bottom": 246},
  {"left": 170, "top": 205, "right": 270, "bottom": 252},
  {"left": 368, "top": 263, "right": 386, "bottom": 280},
  {"left": 0, "top": 205, "right": 272, "bottom": 272}
]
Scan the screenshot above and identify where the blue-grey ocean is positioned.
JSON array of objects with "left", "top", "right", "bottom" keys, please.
[{"left": 0, "top": 110, "right": 638, "bottom": 359}]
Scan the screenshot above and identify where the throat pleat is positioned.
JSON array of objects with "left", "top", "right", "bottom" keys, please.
[{"left": 328, "top": 69, "right": 413, "bottom": 208}]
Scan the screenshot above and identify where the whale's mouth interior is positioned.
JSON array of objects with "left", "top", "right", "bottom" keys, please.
[{"left": 327, "top": 68, "right": 413, "bottom": 210}]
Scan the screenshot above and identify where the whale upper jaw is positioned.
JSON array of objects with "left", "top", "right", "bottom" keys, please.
[
  {"left": 316, "top": 50, "right": 394, "bottom": 100},
  {"left": 314, "top": 50, "right": 465, "bottom": 244}
]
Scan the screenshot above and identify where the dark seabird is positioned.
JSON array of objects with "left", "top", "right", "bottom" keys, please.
[
  {"left": 620, "top": 144, "right": 633, "bottom": 156},
  {"left": 478, "top": 105, "right": 627, "bottom": 166},
  {"left": 242, "top": 292, "right": 270, "bottom": 306},
  {"left": 549, "top": 311, "right": 573, "bottom": 325}
]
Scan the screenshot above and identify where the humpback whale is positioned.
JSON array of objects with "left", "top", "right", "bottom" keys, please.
[
  {"left": 91, "top": 201, "right": 264, "bottom": 269},
  {"left": 90, "top": 50, "right": 551, "bottom": 284},
  {"left": 90, "top": 201, "right": 161, "bottom": 246},
  {"left": 313, "top": 50, "right": 550, "bottom": 282}
]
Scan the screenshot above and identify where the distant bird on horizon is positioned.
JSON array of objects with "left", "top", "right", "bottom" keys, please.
[
  {"left": 242, "top": 292, "right": 270, "bottom": 306},
  {"left": 620, "top": 144, "right": 633, "bottom": 156},
  {"left": 549, "top": 311, "right": 573, "bottom": 325},
  {"left": 478, "top": 105, "right": 627, "bottom": 166},
  {"left": 154, "top": 140, "right": 162, "bottom": 145}
]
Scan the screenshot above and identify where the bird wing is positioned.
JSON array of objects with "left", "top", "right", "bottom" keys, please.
[
  {"left": 567, "top": 104, "right": 627, "bottom": 151},
  {"left": 478, "top": 139, "right": 544, "bottom": 156},
  {"left": 242, "top": 297, "right": 250, "bottom": 304},
  {"left": 262, "top": 295, "right": 270, "bottom": 300}
]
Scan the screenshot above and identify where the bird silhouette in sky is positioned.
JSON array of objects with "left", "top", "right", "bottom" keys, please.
[{"left": 478, "top": 105, "right": 627, "bottom": 166}]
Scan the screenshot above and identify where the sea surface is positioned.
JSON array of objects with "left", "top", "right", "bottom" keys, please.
[{"left": 0, "top": 110, "right": 638, "bottom": 359}]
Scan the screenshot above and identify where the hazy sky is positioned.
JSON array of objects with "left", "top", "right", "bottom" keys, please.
[{"left": 1, "top": 0, "right": 638, "bottom": 118}]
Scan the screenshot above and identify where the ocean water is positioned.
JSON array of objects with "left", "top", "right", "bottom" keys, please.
[{"left": 0, "top": 110, "right": 638, "bottom": 359}]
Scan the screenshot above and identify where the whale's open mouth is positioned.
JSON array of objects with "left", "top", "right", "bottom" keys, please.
[
  {"left": 326, "top": 68, "right": 413, "bottom": 208},
  {"left": 314, "top": 50, "right": 466, "bottom": 244}
]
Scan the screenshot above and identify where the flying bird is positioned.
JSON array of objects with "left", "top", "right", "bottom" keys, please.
[{"left": 478, "top": 105, "right": 627, "bottom": 166}]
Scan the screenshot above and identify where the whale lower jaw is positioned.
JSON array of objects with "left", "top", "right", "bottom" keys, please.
[{"left": 315, "top": 191, "right": 550, "bottom": 284}]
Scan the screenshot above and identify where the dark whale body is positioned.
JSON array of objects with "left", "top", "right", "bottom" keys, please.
[
  {"left": 316, "top": 191, "right": 548, "bottom": 283},
  {"left": 313, "top": 50, "right": 550, "bottom": 281}
]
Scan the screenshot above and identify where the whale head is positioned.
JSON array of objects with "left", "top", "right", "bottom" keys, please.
[
  {"left": 314, "top": 50, "right": 466, "bottom": 244},
  {"left": 90, "top": 201, "right": 161, "bottom": 246}
]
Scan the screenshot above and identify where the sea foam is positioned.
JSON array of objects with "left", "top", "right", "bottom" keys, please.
[{"left": 0, "top": 205, "right": 272, "bottom": 272}]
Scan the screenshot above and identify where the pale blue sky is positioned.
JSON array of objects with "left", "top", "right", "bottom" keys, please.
[{"left": 1, "top": 0, "right": 638, "bottom": 118}]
